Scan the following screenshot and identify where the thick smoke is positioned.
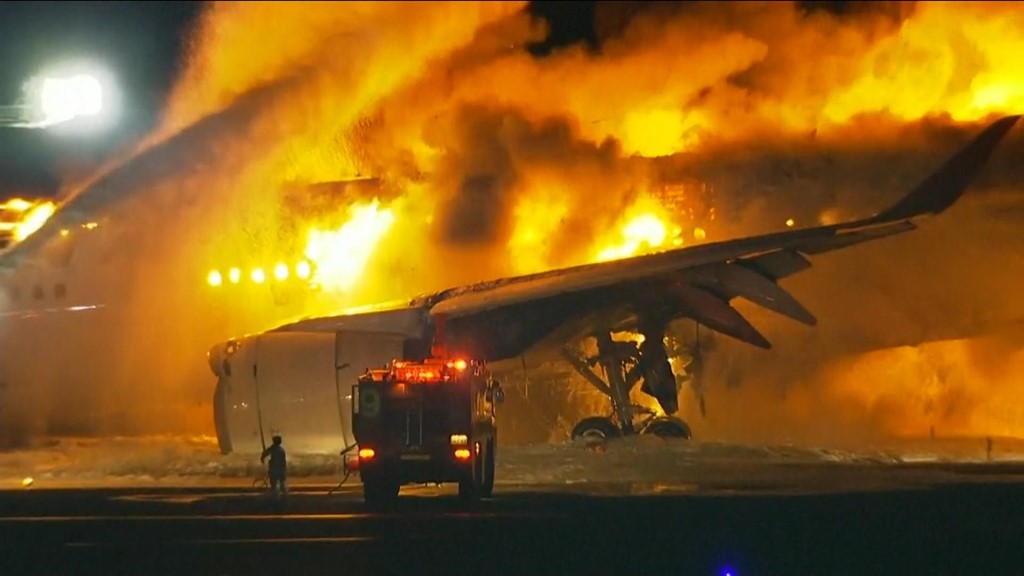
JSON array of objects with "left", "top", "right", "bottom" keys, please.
[{"left": 3, "top": 1, "right": 1023, "bottom": 448}]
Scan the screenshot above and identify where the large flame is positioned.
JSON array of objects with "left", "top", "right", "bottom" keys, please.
[
  {"left": 304, "top": 199, "right": 395, "bottom": 293},
  {"left": 15, "top": 1, "right": 1023, "bottom": 444},
  {"left": 822, "top": 2, "right": 1024, "bottom": 124}
]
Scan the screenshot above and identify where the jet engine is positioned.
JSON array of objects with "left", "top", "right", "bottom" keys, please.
[{"left": 208, "top": 329, "right": 409, "bottom": 454}]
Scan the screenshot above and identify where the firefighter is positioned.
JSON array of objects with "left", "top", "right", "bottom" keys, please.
[{"left": 260, "top": 435, "right": 288, "bottom": 497}]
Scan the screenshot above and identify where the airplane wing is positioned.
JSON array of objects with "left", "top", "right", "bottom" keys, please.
[
  {"left": 407, "top": 115, "right": 1020, "bottom": 357},
  {"left": 273, "top": 115, "right": 1017, "bottom": 362},
  {"left": 207, "top": 115, "right": 1016, "bottom": 441}
]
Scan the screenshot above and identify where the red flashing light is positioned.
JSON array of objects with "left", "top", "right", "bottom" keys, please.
[
  {"left": 396, "top": 366, "right": 443, "bottom": 382},
  {"left": 388, "top": 358, "right": 476, "bottom": 383},
  {"left": 358, "top": 447, "right": 376, "bottom": 460},
  {"left": 454, "top": 448, "right": 471, "bottom": 460}
]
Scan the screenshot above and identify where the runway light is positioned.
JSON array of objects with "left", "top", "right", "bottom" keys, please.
[
  {"left": 207, "top": 270, "right": 223, "bottom": 287},
  {"left": 228, "top": 267, "right": 241, "bottom": 284},
  {"left": 273, "top": 262, "right": 289, "bottom": 281},
  {"left": 251, "top": 267, "right": 266, "bottom": 284}
]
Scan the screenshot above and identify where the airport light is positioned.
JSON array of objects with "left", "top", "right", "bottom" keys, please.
[
  {"left": 3, "top": 64, "right": 119, "bottom": 130},
  {"left": 40, "top": 75, "right": 103, "bottom": 124},
  {"left": 207, "top": 270, "right": 223, "bottom": 287},
  {"left": 274, "top": 262, "right": 289, "bottom": 281}
]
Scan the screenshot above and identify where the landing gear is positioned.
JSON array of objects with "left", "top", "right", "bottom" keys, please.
[
  {"left": 563, "top": 313, "right": 692, "bottom": 442},
  {"left": 570, "top": 416, "right": 621, "bottom": 441},
  {"left": 640, "top": 416, "right": 692, "bottom": 439}
]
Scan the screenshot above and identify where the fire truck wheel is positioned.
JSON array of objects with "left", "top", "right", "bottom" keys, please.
[
  {"left": 571, "top": 417, "right": 621, "bottom": 441},
  {"left": 481, "top": 439, "right": 495, "bottom": 498},
  {"left": 458, "top": 474, "right": 479, "bottom": 501},
  {"left": 363, "top": 477, "right": 399, "bottom": 505}
]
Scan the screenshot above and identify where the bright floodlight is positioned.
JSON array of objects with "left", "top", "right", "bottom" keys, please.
[
  {"left": 5, "top": 65, "right": 119, "bottom": 130},
  {"left": 40, "top": 74, "right": 103, "bottom": 124}
]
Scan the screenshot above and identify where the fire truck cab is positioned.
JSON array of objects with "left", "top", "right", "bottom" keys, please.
[{"left": 350, "top": 358, "right": 503, "bottom": 503}]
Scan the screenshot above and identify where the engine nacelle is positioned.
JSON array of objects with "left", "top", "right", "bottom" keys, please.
[{"left": 209, "top": 330, "right": 408, "bottom": 454}]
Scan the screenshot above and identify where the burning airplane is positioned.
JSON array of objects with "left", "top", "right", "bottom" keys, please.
[{"left": 2, "top": 1, "right": 1024, "bottom": 449}]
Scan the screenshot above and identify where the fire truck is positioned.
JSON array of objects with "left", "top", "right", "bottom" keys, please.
[{"left": 348, "top": 357, "right": 504, "bottom": 503}]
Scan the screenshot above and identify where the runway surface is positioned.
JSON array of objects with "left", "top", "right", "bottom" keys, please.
[
  {"left": 2, "top": 472, "right": 1023, "bottom": 576},
  {"left": 2, "top": 436, "right": 1024, "bottom": 574}
]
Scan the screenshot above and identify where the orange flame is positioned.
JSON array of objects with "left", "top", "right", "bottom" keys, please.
[
  {"left": 0, "top": 199, "right": 57, "bottom": 243},
  {"left": 822, "top": 2, "right": 1024, "bottom": 124},
  {"left": 59, "top": 1, "right": 1024, "bottom": 443},
  {"left": 304, "top": 199, "right": 395, "bottom": 293}
]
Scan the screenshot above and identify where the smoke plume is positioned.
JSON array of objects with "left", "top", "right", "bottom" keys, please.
[{"left": 3, "top": 1, "right": 1023, "bottom": 447}]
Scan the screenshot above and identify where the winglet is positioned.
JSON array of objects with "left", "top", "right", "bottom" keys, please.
[{"left": 871, "top": 115, "right": 1019, "bottom": 224}]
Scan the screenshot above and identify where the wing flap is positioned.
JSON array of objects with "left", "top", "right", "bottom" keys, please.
[
  {"left": 667, "top": 283, "right": 772, "bottom": 349},
  {"left": 685, "top": 262, "right": 817, "bottom": 326}
]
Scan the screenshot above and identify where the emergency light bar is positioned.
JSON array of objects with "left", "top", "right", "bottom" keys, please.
[{"left": 388, "top": 358, "right": 472, "bottom": 384}]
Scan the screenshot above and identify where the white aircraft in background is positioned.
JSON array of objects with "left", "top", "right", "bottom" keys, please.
[{"left": 205, "top": 115, "right": 1021, "bottom": 456}]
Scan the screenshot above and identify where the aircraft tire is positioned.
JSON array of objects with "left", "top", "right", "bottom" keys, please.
[
  {"left": 571, "top": 416, "right": 621, "bottom": 441},
  {"left": 642, "top": 416, "right": 692, "bottom": 439}
]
